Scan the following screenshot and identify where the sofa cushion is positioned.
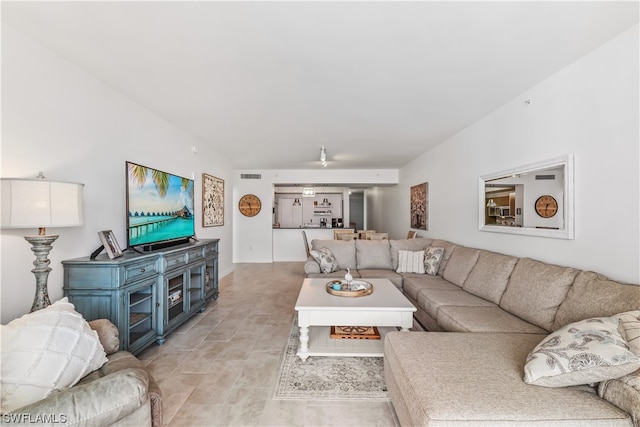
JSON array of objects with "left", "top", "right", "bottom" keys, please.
[
  {"left": 429, "top": 239, "right": 457, "bottom": 275},
  {"left": 355, "top": 239, "right": 393, "bottom": 270},
  {"left": 598, "top": 311, "right": 640, "bottom": 426},
  {"left": 357, "top": 269, "right": 403, "bottom": 290},
  {"left": 402, "top": 275, "right": 459, "bottom": 302},
  {"left": 1, "top": 298, "right": 108, "bottom": 413},
  {"left": 442, "top": 246, "right": 480, "bottom": 287},
  {"left": 462, "top": 250, "right": 518, "bottom": 304},
  {"left": 524, "top": 317, "right": 640, "bottom": 388},
  {"left": 384, "top": 332, "right": 632, "bottom": 427},
  {"left": 500, "top": 258, "right": 579, "bottom": 332},
  {"left": 389, "top": 238, "right": 433, "bottom": 270},
  {"left": 306, "top": 269, "right": 361, "bottom": 280},
  {"left": 598, "top": 370, "right": 640, "bottom": 427},
  {"left": 396, "top": 250, "right": 425, "bottom": 274},
  {"left": 553, "top": 271, "right": 640, "bottom": 331},
  {"left": 437, "top": 306, "right": 548, "bottom": 334},
  {"left": 423, "top": 247, "right": 444, "bottom": 276},
  {"left": 416, "top": 288, "right": 495, "bottom": 320},
  {"left": 311, "top": 239, "right": 356, "bottom": 270}
]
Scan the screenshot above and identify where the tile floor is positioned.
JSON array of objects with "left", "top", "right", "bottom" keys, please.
[{"left": 137, "top": 262, "right": 400, "bottom": 427}]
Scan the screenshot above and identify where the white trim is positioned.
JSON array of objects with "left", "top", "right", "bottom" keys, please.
[{"left": 478, "top": 155, "right": 574, "bottom": 240}]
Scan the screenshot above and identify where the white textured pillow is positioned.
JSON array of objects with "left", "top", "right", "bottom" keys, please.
[
  {"left": 524, "top": 316, "right": 640, "bottom": 388},
  {"left": 396, "top": 250, "right": 425, "bottom": 274},
  {"left": 310, "top": 247, "right": 339, "bottom": 274},
  {"left": 424, "top": 247, "right": 445, "bottom": 276},
  {"left": 1, "top": 298, "right": 108, "bottom": 413}
]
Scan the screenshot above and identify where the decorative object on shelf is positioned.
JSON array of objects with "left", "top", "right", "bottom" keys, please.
[
  {"left": 202, "top": 173, "right": 224, "bottom": 227},
  {"left": 238, "top": 194, "right": 262, "bottom": 217},
  {"left": 325, "top": 279, "right": 373, "bottom": 297},
  {"left": 535, "top": 195, "right": 558, "bottom": 218},
  {"left": 97, "top": 230, "right": 123, "bottom": 259},
  {"left": 410, "top": 182, "right": 428, "bottom": 230},
  {"left": 1, "top": 172, "right": 84, "bottom": 312}
]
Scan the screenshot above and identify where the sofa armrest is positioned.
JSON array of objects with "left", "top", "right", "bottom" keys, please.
[
  {"left": 98, "top": 351, "right": 163, "bottom": 427},
  {"left": 88, "top": 319, "right": 120, "bottom": 355},
  {"left": 304, "top": 256, "right": 321, "bottom": 275},
  {"left": 11, "top": 368, "right": 149, "bottom": 427}
]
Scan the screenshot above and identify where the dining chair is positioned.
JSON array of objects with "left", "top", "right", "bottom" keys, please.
[
  {"left": 358, "top": 230, "right": 376, "bottom": 240},
  {"left": 334, "top": 229, "right": 353, "bottom": 240},
  {"left": 340, "top": 233, "right": 359, "bottom": 241},
  {"left": 301, "top": 230, "right": 311, "bottom": 258},
  {"left": 367, "top": 233, "right": 388, "bottom": 240}
]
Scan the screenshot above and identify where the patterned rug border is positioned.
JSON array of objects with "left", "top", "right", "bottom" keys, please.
[{"left": 272, "top": 320, "right": 390, "bottom": 402}]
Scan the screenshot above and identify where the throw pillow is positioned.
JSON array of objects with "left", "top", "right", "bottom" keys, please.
[
  {"left": 310, "top": 247, "right": 339, "bottom": 274},
  {"left": 1, "top": 298, "right": 108, "bottom": 413},
  {"left": 424, "top": 247, "right": 445, "bottom": 276},
  {"left": 524, "top": 316, "right": 640, "bottom": 388},
  {"left": 396, "top": 250, "right": 425, "bottom": 274},
  {"left": 616, "top": 310, "right": 640, "bottom": 356}
]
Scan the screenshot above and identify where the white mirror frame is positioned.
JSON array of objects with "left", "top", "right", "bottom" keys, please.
[{"left": 478, "top": 155, "right": 574, "bottom": 239}]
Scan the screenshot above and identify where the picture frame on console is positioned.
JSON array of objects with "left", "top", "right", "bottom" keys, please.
[
  {"left": 202, "top": 173, "right": 224, "bottom": 227},
  {"left": 98, "top": 230, "right": 123, "bottom": 259}
]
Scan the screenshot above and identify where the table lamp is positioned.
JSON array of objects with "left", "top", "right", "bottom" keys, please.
[{"left": 1, "top": 173, "right": 84, "bottom": 312}]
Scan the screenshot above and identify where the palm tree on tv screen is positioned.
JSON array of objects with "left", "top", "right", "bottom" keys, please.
[{"left": 128, "top": 164, "right": 190, "bottom": 198}]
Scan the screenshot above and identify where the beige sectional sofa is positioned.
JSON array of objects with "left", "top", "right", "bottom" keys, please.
[{"left": 305, "top": 237, "right": 640, "bottom": 426}]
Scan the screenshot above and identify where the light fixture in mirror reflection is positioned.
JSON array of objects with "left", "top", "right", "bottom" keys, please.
[{"left": 478, "top": 155, "right": 574, "bottom": 239}]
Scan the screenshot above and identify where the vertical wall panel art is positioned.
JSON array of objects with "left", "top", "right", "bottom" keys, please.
[{"left": 410, "top": 182, "right": 428, "bottom": 230}]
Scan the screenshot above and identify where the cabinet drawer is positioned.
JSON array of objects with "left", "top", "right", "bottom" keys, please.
[
  {"left": 164, "top": 252, "right": 186, "bottom": 271},
  {"left": 204, "top": 242, "right": 218, "bottom": 256},
  {"left": 124, "top": 260, "right": 158, "bottom": 283},
  {"left": 186, "top": 248, "right": 204, "bottom": 263}
]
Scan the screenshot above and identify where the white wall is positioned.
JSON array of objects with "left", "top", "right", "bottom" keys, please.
[
  {"left": 1, "top": 26, "right": 235, "bottom": 323},
  {"left": 233, "top": 169, "right": 398, "bottom": 263},
  {"left": 379, "top": 24, "right": 639, "bottom": 284}
]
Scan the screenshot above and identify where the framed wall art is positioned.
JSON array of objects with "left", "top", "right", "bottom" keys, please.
[
  {"left": 410, "top": 182, "right": 428, "bottom": 230},
  {"left": 202, "top": 173, "right": 224, "bottom": 227}
]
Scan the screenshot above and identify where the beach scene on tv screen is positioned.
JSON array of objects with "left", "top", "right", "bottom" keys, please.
[{"left": 127, "top": 164, "right": 195, "bottom": 246}]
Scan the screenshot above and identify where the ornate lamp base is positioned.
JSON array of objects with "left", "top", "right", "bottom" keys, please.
[{"left": 24, "top": 234, "right": 59, "bottom": 312}]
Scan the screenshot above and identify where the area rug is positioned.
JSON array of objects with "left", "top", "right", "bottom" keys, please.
[{"left": 272, "top": 322, "right": 390, "bottom": 401}]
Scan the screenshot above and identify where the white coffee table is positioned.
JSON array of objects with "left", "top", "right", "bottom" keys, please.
[{"left": 294, "top": 278, "right": 416, "bottom": 360}]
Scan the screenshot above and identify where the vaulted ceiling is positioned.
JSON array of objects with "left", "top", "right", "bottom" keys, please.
[{"left": 3, "top": 1, "right": 638, "bottom": 169}]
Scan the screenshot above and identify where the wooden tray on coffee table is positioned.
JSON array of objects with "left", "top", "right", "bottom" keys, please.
[{"left": 326, "top": 280, "right": 373, "bottom": 297}]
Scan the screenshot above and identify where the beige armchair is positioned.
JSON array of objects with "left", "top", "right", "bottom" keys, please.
[{"left": 9, "top": 319, "right": 162, "bottom": 427}]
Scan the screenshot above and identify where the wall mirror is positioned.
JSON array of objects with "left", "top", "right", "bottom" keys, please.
[{"left": 478, "top": 155, "right": 574, "bottom": 239}]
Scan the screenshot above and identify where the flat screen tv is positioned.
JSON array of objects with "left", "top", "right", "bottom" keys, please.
[{"left": 126, "top": 161, "right": 195, "bottom": 250}]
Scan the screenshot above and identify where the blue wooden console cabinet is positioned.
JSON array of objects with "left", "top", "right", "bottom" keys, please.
[{"left": 63, "top": 239, "right": 219, "bottom": 355}]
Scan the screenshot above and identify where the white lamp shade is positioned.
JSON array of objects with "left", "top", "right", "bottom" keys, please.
[{"left": 1, "top": 178, "right": 84, "bottom": 229}]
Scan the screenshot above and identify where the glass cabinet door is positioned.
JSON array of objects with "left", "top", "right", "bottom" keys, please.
[{"left": 125, "top": 278, "right": 157, "bottom": 353}]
